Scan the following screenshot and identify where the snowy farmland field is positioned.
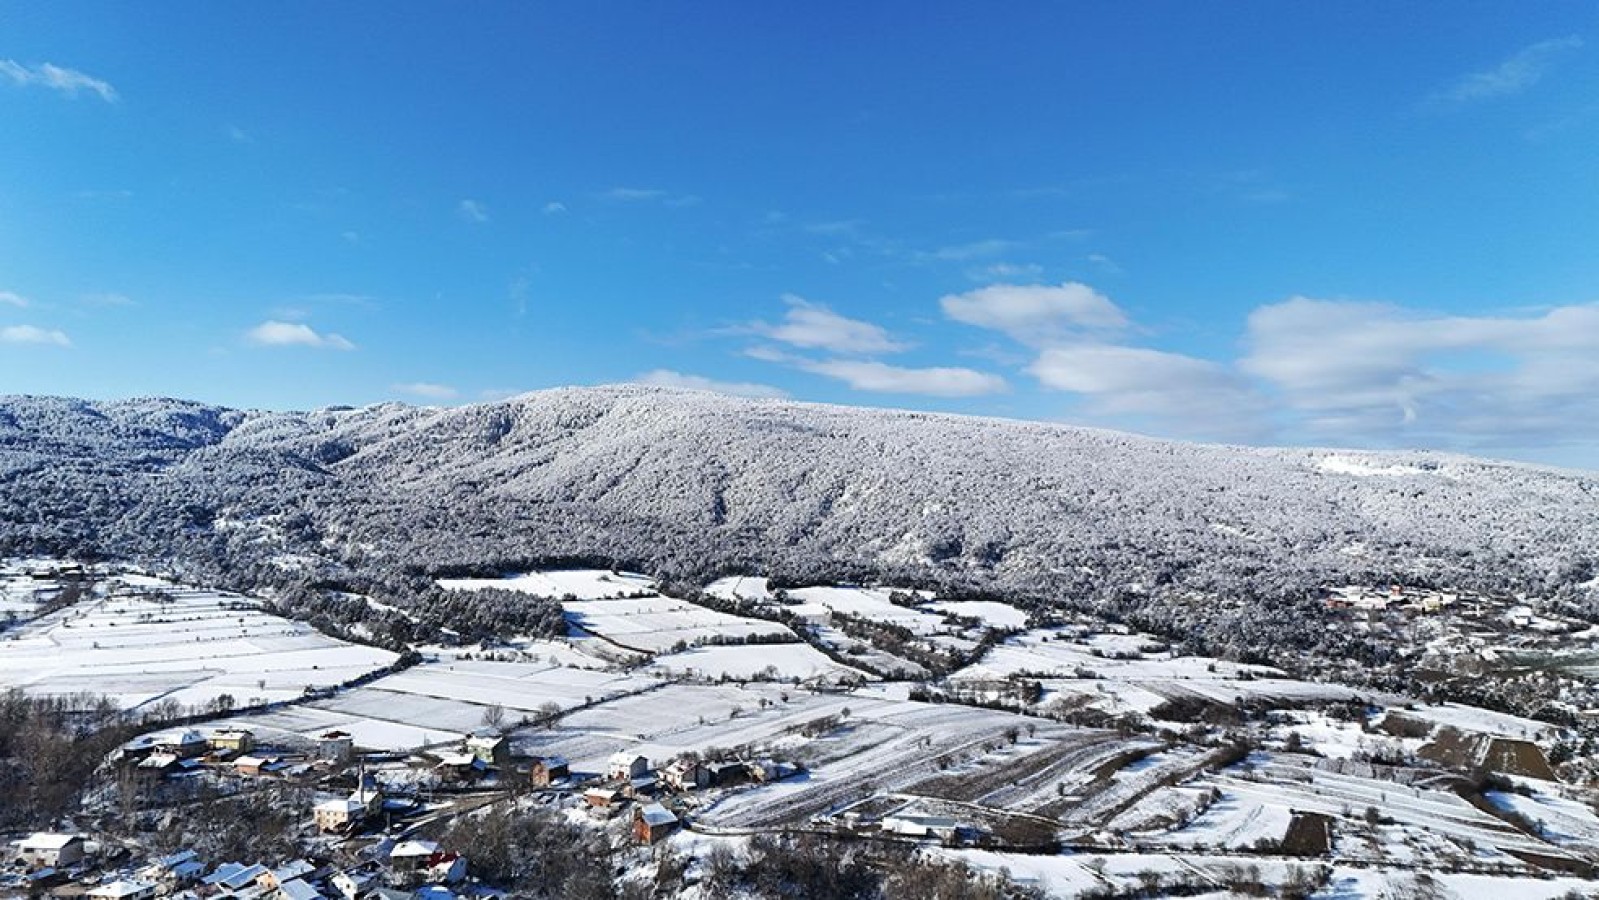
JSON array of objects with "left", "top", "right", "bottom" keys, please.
[
  {"left": 562, "top": 595, "right": 795, "bottom": 653},
  {"left": 0, "top": 572, "right": 395, "bottom": 712},
  {"left": 438, "top": 568, "right": 658, "bottom": 599},
  {"left": 231, "top": 656, "right": 663, "bottom": 750},
  {"left": 647, "top": 642, "right": 871, "bottom": 681}
]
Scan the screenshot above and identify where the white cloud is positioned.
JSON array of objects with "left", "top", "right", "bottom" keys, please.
[
  {"left": 1, "top": 324, "right": 71, "bottom": 347},
  {"left": 457, "top": 199, "right": 489, "bottom": 223},
  {"left": 0, "top": 291, "right": 28, "bottom": 308},
  {"left": 0, "top": 60, "right": 117, "bottom": 101},
  {"left": 226, "top": 124, "right": 252, "bottom": 143},
  {"left": 1030, "top": 344, "right": 1268, "bottom": 440},
  {"left": 797, "top": 358, "right": 1008, "bottom": 397},
  {"left": 393, "top": 382, "right": 459, "bottom": 400},
  {"left": 941, "top": 282, "right": 1129, "bottom": 344},
  {"left": 246, "top": 320, "right": 355, "bottom": 350},
  {"left": 542, "top": 201, "right": 567, "bottom": 215},
  {"left": 341, "top": 230, "right": 361, "bottom": 244},
  {"left": 1242, "top": 296, "right": 1599, "bottom": 447},
  {"left": 750, "top": 296, "right": 909, "bottom": 355},
  {"left": 1436, "top": 36, "right": 1583, "bottom": 104},
  {"left": 634, "top": 369, "right": 790, "bottom": 399}
]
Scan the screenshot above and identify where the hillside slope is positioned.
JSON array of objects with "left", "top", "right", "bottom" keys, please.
[{"left": 2, "top": 386, "right": 1596, "bottom": 651}]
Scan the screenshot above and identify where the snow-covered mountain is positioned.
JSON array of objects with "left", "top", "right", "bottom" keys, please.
[{"left": 2, "top": 385, "right": 1596, "bottom": 630}]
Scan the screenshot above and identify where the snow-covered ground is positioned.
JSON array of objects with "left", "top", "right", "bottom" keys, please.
[
  {"left": 563, "top": 595, "right": 795, "bottom": 653},
  {"left": 785, "top": 585, "right": 942, "bottom": 635},
  {"left": 438, "top": 568, "right": 658, "bottom": 600},
  {"left": 0, "top": 573, "right": 395, "bottom": 712},
  {"left": 647, "top": 642, "right": 871, "bottom": 681},
  {"left": 924, "top": 599, "right": 1030, "bottom": 630}
]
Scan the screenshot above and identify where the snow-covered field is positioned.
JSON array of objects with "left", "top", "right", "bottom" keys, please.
[
  {"left": 648, "top": 642, "right": 871, "bottom": 681},
  {"left": 231, "top": 656, "right": 662, "bottom": 750},
  {"left": 563, "top": 595, "right": 795, "bottom": 653},
  {"left": 0, "top": 573, "right": 395, "bottom": 712},
  {"left": 785, "top": 586, "right": 943, "bottom": 635},
  {"left": 925, "top": 599, "right": 1030, "bottom": 630},
  {"left": 438, "top": 568, "right": 658, "bottom": 600}
]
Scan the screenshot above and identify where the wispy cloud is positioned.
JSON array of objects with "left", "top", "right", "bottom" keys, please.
[
  {"left": 966, "top": 262, "right": 1045, "bottom": 283},
  {"left": 929, "top": 238, "right": 1018, "bottom": 262},
  {"left": 748, "top": 295, "right": 909, "bottom": 355},
  {"left": 600, "top": 187, "right": 701, "bottom": 207},
  {"left": 1, "top": 324, "right": 71, "bottom": 347},
  {"left": 792, "top": 357, "right": 1008, "bottom": 397},
  {"left": 0, "top": 60, "right": 117, "bottom": 101},
  {"left": 226, "top": 124, "right": 252, "bottom": 143},
  {"left": 542, "top": 201, "right": 567, "bottom": 215},
  {"left": 246, "top": 320, "right": 355, "bottom": 350},
  {"left": 0, "top": 291, "right": 29, "bottom": 308},
  {"left": 393, "top": 382, "right": 459, "bottom": 401},
  {"left": 634, "top": 369, "right": 789, "bottom": 399},
  {"left": 1434, "top": 36, "right": 1584, "bottom": 105},
  {"left": 1086, "top": 253, "right": 1123, "bottom": 275},
  {"left": 457, "top": 199, "right": 490, "bottom": 223}
]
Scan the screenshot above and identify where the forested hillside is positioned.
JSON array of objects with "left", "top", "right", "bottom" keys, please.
[{"left": 2, "top": 386, "right": 1596, "bottom": 663}]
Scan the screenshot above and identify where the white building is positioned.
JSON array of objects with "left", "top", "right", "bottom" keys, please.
[
  {"left": 607, "top": 751, "right": 650, "bottom": 781},
  {"left": 15, "top": 833, "right": 86, "bottom": 868}
]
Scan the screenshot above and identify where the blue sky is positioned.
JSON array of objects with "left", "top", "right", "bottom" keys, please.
[{"left": 4, "top": 3, "right": 1599, "bottom": 467}]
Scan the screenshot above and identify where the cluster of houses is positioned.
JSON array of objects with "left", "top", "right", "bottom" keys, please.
[
  {"left": 5, "top": 834, "right": 473, "bottom": 900},
  {"left": 1323, "top": 585, "right": 1461, "bottom": 615},
  {"left": 573, "top": 750, "right": 790, "bottom": 845},
  {"left": 117, "top": 727, "right": 351, "bottom": 788}
]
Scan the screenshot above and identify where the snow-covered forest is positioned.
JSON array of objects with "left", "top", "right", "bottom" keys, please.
[{"left": 1, "top": 386, "right": 1596, "bottom": 666}]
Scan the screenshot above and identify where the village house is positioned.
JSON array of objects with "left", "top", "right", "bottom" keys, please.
[
  {"left": 425, "top": 852, "right": 467, "bottom": 885},
  {"left": 87, "top": 879, "right": 158, "bottom": 900},
  {"left": 258, "top": 859, "right": 318, "bottom": 891},
  {"left": 607, "top": 751, "right": 650, "bottom": 781},
  {"left": 389, "top": 840, "right": 440, "bottom": 873},
  {"left": 705, "top": 760, "right": 752, "bottom": 788},
  {"left": 136, "top": 751, "right": 182, "bottom": 782},
  {"left": 529, "top": 755, "right": 569, "bottom": 786},
  {"left": 434, "top": 752, "right": 487, "bottom": 784},
  {"left": 203, "top": 863, "right": 268, "bottom": 894},
  {"left": 209, "top": 728, "right": 255, "bottom": 755},
  {"left": 881, "top": 813, "right": 963, "bottom": 843},
  {"left": 633, "top": 802, "right": 679, "bottom": 844},
  {"left": 316, "top": 730, "right": 355, "bottom": 763},
  {"left": 328, "top": 868, "right": 377, "bottom": 899},
  {"left": 624, "top": 772, "right": 659, "bottom": 799},
  {"left": 150, "top": 728, "right": 210, "bottom": 758},
  {"left": 137, "top": 849, "right": 205, "bottom": 889},
  {"left": 313, "top": 788, "right": 382, "bottom": 833},
  {"left": 276, "top": 878, "right": 326, "bottom": 900},
  {"left": 234, "top": 754, "right": 288, "bottom": 777},
  {"left": 661, "top": 758, "right": 709, "bottom": 791},
  {"left": 14, "top": 833, "right": 86, "bottom": 869},
  {"left": 583, "top": 786, "right": 623, "bottom": 809},
  {"left": 464, "top": 728, "right": 510, "bottom": 767}
]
